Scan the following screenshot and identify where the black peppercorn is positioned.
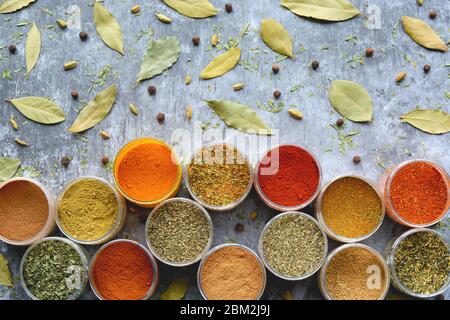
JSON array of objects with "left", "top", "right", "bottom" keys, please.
[
  {"left": 71, "top": 90, "right": 79, "bottom": 99},
  {"left": 101, "top": 156, "right": 109, "bottom": 166},
  {"left": 273, "top": 90, "right": 281, "bottom": 99},
  {"left": 423, "top": 64, "right": 431, "bottom": 73},
  {"left": 192, "top": 36, "right": 200, "bottom": 46},
  {"left": 8, "top": 44, "right": 16, "bottom": 54},
  {"left": 429, "top": 9, "right": 437, "bottom": 19},
  {"left": 353, "top": 155, "right": 361, "bottom": 164},
  {"left": 225, "top": 3, "right": 233, "bottom": 13},
  {"left": 235, "top": 223, "right": 244, "bottom": 232},
  {"left": 272, "top": 64, "right": 280, "bottom": 74},
  {"left": 61, "top": 156, "right": 71, "bottom": 168},
  {"left": 336, "top": 118, "right": 344, "bottom": 127},
  {"left": 157, "top": 112, "right": 165, "bottom": 122},
  {"left": 311, "top": 60, "right": 319, "bottom": 70},
  {"left": 365, "top": 47, "right": 374, "bottom": 57},
  {"left": 147, "top": 85, "right": 157, "bottom": 95},
  {"left": 79, "top": 31, "right": 88, "bottom": 41}
]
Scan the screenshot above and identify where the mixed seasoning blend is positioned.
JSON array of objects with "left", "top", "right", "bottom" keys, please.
[
  {"left": 324, "top": 246, "right": 387, "bottom": 300},
  {"left": 261, "top": 213, "right": 326, "bottom": 278},
  {"left": 393, "top": 231, "right": 449, "bottom": 295},
  {"left": 320, "top": 176, "right": 383, "bottom": 239},
  {"left": 187, "top": 144, "right": 251, "bottom": 207},
  {"left": 146, "top": 199, "right": 211, "bottom": 264},
  {"left": 58, "top": 178, "right": 119, "bottom": 242},
  {"left": 22, "top": 239, "right": 85, "bottom": 300}
]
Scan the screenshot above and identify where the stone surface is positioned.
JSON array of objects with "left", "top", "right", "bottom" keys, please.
[{"left": 0, "top": 0, "right": 449, "bottom": 300}]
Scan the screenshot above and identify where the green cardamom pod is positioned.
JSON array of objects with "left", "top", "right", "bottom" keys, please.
[
  {"left": 395, "top": 71, "right": 407, "bottom": 83},
  {"left": 288, "top": 109, "right": 303, "bottom": 120},
  {"left": 131, "top": 5, "right": 141, "bottom": 14},
  {"left": 9, "top": 118, "right": 18, "bottom": 130},
  {"left": 155, "top": 13, "right": 172, "bottom": 23},
  {"left": 63, "top": 60, "right": 78, "bottom": 71},
  {"left": 14, "top": 138, "right": 28, "bottom": 146},
  {"left": 56, "top": 19, "right": 68, "bottom": 29},
  {"left": 232, "top": 83, "right": 245, "bottom": 91},
  {"left": 129, "top": 103, "right": 139, "bottom": 115}
]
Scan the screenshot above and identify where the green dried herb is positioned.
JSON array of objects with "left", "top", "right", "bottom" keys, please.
[{"left": 394, "top": 231, "right": 449, "bottom": 295}]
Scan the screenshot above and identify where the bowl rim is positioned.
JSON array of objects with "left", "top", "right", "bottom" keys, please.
[
  {"left": 145, "top": 197, "right": 214, "bottom": 267},
  {"left": 88, "top": 239, "right": 159, "bottom": 300},
  {"left": 253, "top": 144, "right": 322, "bottom": 212},
  {"left": 20, "top": 236, "right": 89, "bottom": 300},
  {"left": 319, "top": 243, "right": 391, "bottom": 300},
  {"left": 184, "top": 142, "right": 254, "bottom": 211},
  {"left": 315, "top": 174, "right": 386, "bottom": 243},
  {"left": 55, "top": 176, "right": 126, "bottom": 245},
  {"left": 258, "top": 211, "right": 328, "bottom": 281},
  {"left": 197, "top": 243, "right": 267, "bottom": 300},
  {"left": 0, "top": 177, "right": 56, "bottom": 246},
  {"left": 384, "top": 159, "right": 450, "bottom": 227}
]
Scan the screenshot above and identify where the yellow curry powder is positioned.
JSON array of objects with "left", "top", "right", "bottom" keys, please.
[
  {"left": 59, "top": 178, "right": 118, "bottom": 241},
  {"left": 321, "top": 177, "right": 382, "bottom": 238}
]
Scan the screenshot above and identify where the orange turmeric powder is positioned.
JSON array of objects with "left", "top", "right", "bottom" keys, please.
[{"left": 116, "top": 140, "right": 179, "bottom": 202}]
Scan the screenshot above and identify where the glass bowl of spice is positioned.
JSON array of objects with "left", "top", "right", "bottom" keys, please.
[
  {"left": 259, "top": 211, "right": 327, "bottom": 281},
  {"left": 113, "top": 137, "right": 182, "bottom": 208},
  {"left": 185, "top": 143, "right": 253, "bottom": 211},
  {"left": 315, "top": 175, "right": 385, "bottom": 243},
  {"left": 89, "top": 239, "right": 159, "bottom": 300},
  {"left": 386, "top": 228, "right": 450, "bottom": 298},
  {"left": 379, "top": 159, "right": 449, "bottom": 227},
  {"left": 319, "top": 243, "right": 390, "bottom": 300},
  {"left": 56, "top": 176, "right": 127, "bottom": 245},
  {"left": 0, "top": 177, "right": 56, "bottom": 246},
  {"left": 254, "top": 145, "right": 322, "bottom": 211},
  {"left": 145, "top": 197, "right": 214, "bottom": 267},
  {"left": 197, "top": 243, "right": 266, "bottom": 300},
  {"left": 20, "top": 237, "right": 89, "bottom": 300}
]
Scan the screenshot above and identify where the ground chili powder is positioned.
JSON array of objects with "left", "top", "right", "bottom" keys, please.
[
  {"left": 92, "top": 242, "right": 153, "bottom": 300},
  {"left": 389, "top": 161, "right": 448, "bottom": 224},
  {"left": 258, "top": 145, "right": 320, "bottom": 207}
]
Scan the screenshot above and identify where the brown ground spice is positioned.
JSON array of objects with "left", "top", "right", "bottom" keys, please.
[
  {"left": 200, "top": 246, "right": 264, "bottom": 300},
  {"left": 0, "top": 180, "right": 49, "bottom": 241},
  {"left": 325, "top": 247, "right": 386, "bottom": 300}
]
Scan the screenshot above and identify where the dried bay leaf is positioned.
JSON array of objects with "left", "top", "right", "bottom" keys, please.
[
  {"left": 0, "top": 0, "right": 36, "bottom": 14},
  {"left": 402, "top": 16, "right": 447, "bottom": 52},
  {"left": 328, "top": 80, "right": 372, "bottom": 122},
  {"left": 0, "top": 254, "right": 13, "bottom": 287},
  {"left": 160, "top": 278, "right": 188, "bottom": 300},
  {"left": 69, "top": 85, "right": 116, "bottom": 133},
  {"left": 200, "top": 48, "right": 240, "bottom": 80},
  {"left": 0, "top": 157, "right": 21, "bottom": 182},
  {"left": 280, "top": 0, "right": 360, "bottom": 22},
  {"left": 136, "top": 37, "right": 180, "bottom": 83},
  {"left": 7, "top": 96, "right": 65, "bottom": 124},
  {"left": 93, "top": 3, "right": 124, "bottom": 55},
  {"left": 25, "top": 22, "right": 41, "bottom": 76},
  {"left": 162, "top": 0, "right": 217, "bottom": 19},
  {"left": 400, "top": 109, "right": 450, "bottom": 134},
  {"left": 205, "top": 99, "right": 272, "bottom": 135},
  {"left": 260, "top": 19, "right": 294, "bottom": 58}
]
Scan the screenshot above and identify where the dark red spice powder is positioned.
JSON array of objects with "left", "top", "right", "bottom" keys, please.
[
  {"left": 390, "top": 162, "right": 448, "bottom": 224},
  {"left": 258, "top": 145, "right": 320, "bottom": 207}
]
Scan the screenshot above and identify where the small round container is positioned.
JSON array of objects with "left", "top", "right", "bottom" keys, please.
[
  {"left": 145, "top": 197, "right": 214, "bottom": 267},
  {"left": 56, "top": 176, "right": 127, "bottom": 245},
  {"left": 258, "top": 211, "right": 328, "bottom": 281},
  {"left": 197, "top": 243, "right": 266, "bottom": 300},
  {"left": 89, "top": 239, "right": 159, "bottom": 300},
  {"left": 315, "top": 175, "right": 385, "bottom": 243},
  {"left": 185, "top": 143, "right": 253, "bottom": 211},
  {"left": 0, "top": 178, "right": 56, "bottom": 246},
  {"left": 113, "top": 137, "right": 182, "bottom": 208},
  {"left": 379, "top": 159, "right": 450, "bottom": 227},
  {"left": 319, "top": 243, "right": 390, "bottom": 300},
  {"left": 385, "top": 228, "right": 450, "bottom": 299},
  {"left": 20, "top": 237, "right": 89, "bottom": 300},
  {"left": 254, "top": 144, "right": 322, "bottom": 212}
]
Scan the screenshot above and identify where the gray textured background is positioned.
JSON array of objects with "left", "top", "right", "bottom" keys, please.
[{"left": 0, "top": 0, "right": 449, "bottom": 300}]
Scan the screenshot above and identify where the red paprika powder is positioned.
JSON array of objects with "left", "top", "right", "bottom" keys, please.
[
  {"left": 389, "top": 161, "right": 448, "bottom": 225},
  {"left": 257, "top": 145, "right": 320, "bottom": 208},
  {"left": 92, "top": 241, "right": 154, "bottom": 300}
]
